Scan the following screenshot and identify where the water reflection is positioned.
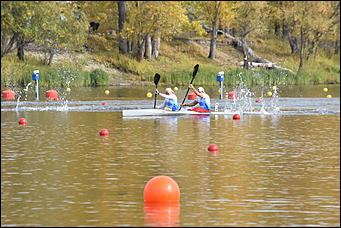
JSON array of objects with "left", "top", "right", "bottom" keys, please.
[{"left": 144, "top": 201, "right": 180, "bottom": 227}]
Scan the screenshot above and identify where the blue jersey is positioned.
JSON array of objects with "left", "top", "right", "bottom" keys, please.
[
  {"left": 159, "top": 93, "right": 179, "bottom": 111},
  {"left": 196, "top": 94, "right": 211, "bottom": 110}
]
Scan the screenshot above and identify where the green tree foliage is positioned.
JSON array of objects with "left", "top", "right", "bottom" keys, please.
[
  {"left": 230, "top": 1, "right": 268, "bottom": 40},
  {"left": 184, "top": 1, "right": 235, "bottom": 59},
  {"left": 123, "top": 1, "right": 189, "bottom": 61},
  {"left": 1, "top": 1, "right": 88, "bottom": 63}
]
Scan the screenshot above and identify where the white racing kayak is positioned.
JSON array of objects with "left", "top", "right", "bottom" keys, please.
[{"left": 122, "top": 109, "right": 271, "bottom": 117}]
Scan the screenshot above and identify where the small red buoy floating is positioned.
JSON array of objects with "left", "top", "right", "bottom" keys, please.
[
  {"left": 46, "top": 89, "right": 59, "bottom": 100},
  {"left": 101, "top": 102, "right": 107, "bottom": 105},
  {"left": 2, "top": 89, "right": 16, "bottom": 100},
  {"left": 144, "top": 175, "right": 180, "bottom": 202},
  {"left": 18, "top": 118, "right": 28, "bottom": 125},
  {"left": 233, "top": 114, "right": 240, "bottom": 120},
  {"left": 99, "top": 129, "right": 109, "bottom": 136},
  {"left": 188, "top": 91, "right": 197, "bottom": 100},
  {"left": 255, "top": 99, "right": 261, "bottom": 103},
  {"left": 208, "top": 144, "right": 219, "bottom": 152}
]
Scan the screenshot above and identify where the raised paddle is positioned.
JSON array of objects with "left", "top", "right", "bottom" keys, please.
[
  {"left": 179, "top": 64, "right": 199, "bottom": 111},
  {"left": 153, "top": 73, "right": 161, "bottom": 108}
]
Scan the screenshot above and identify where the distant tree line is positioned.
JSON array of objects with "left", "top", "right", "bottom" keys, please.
[{"left": 1, "top": 1, "right": 340, "bottom": 72}]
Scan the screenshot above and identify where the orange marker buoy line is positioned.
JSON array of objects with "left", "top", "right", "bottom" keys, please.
[
  {"left": 101, "top": 102, "right": 108, "bottom": 105},
  {"left": 2, "top": 89, "right": 16, "bottom": 100},
  {"left": 46, "top": 89, "right": 59, "bottom": 101},
  {"left": 255, "top": 99, "right": 261, "bottom": 103},
  {"left": 18, "top": 118, "right": 28, "bottom": 125},
  {"left": 99, "top": 129, "right": 109, "bottom": 136},
  {"left": 144, "top": 175, "right": 180, "bottom": 203},
  {"left": 208, "top": 144, "right": 219, "bottom": 152}
]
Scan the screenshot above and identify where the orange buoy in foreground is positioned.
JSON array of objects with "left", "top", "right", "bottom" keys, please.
[
  {"left": 99, "top": 129, "right": 109, "bottom": 136},
  {"left": 18, "top": 118, "right": 28, "bottom": 125},
  {"left": 208, "top": 144, "right": 219, "bottom": 152},
  {"left": 144, "top": 175, "right": 180, "bottom": 202}
]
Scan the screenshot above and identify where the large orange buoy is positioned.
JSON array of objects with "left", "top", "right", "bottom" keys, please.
[
  {"left": 2, "top": 89, "right": 16, "bottom": 100},
  {"left": 144, "top": 175, "right": 180, "bottom": 202},
  {"left": 208, "top": 144, "right": 219, "bottom": 152},
  {"left": 46, "top": 89, "right": 59, "bottom": 100},
  {"left": 188, "top": 91, "right": 197, "bottom": 100},
  {"left": 18, "top": 118, "right": 28, "bottom": 125},
  {"left": 227, "top": 91, "right": 234, "bottom": 99},
  {"left": 144, "top": 201, "right": 180, "bottom": 227}
]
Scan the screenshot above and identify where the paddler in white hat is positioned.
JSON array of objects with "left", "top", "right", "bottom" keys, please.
[
  {"left": 155, "top": 87, "right": 179, "bottom": 111},
  {"left": 180, "top": 84, "right": 211, "bottom": 112}
]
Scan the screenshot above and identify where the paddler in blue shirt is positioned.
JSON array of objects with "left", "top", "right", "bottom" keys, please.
[
  {"left": 155, "top": 88, "right": 179, "bottom": 111},
  {"left": 180, "top": 84, "right": 211, "bottom": 112}
]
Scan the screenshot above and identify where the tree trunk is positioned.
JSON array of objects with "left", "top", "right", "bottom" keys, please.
[
  {"left": 144, "top": 34, "right": 152, "bottom": 59},
  {"left": 298, "top": 26, "right": 305, "bottom": 72},
  {"left": 288, "top": 36, "right": 299, "bottom": 54},
  {"left": 1, "top": 33, "right": 18, "bottom": 58},
  {"left": 118, "top": 1, "right": 128, "bottom": 54},
  {"left": 282, "top": 23, "right": 289, "bottom": 39},
  {"left": 136, "top": 38, "right": 145, "bottom": 62},
  {"left": 274, "top": 23, "right": 280, "bottom": 37},
  {"left": 47, "top": 49, "right": 55, "bottom": 65},
  {"left": 202, "top": 23, "right": 295, "bottom": 74},
  {"left": 151, "top": 34, "right": 160, "bottom": 59},
  {"left": 243, "top": 49, "right": 249, "bottom": 69},
  {"left": 17, "top": 37, "right": 25, "bottom": 61},
  {"left": 208, "top": 21, "right": 218, "bottom": 59}
]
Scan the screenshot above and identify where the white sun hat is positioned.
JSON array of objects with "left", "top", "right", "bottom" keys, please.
[
  {"left": 197, "top": 87, "right": 205, "bottom": 92},
  {"left": 165, "top": 88, "right": 175, "bottom": 94}
]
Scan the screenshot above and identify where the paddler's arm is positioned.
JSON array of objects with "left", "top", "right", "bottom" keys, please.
[
  {"left": 189, "top": 84, "right": 204, "bottom": 98},
  {"left": 180, "top": 100, "right": 198, "bottom": 107}
]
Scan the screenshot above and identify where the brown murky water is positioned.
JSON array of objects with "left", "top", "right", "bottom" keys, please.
[{"left": 1, "top": 85, "right": 340, "bottom": 227}]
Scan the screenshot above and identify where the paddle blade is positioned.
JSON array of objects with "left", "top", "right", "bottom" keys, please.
[
  {"left": 154, "top": 73, "right": 160, "bottom": 86},
  {"left": 192, "top": 64, "right": 199, "bottom": 78}
]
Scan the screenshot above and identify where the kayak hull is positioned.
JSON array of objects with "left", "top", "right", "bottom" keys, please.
[{"left": 122, "top": 109, "right": 270, "bottom": 117}]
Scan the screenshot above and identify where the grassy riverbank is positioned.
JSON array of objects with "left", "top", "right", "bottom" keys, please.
[{"left": 1, "top": 35, "right": 340, "bottom": 88}]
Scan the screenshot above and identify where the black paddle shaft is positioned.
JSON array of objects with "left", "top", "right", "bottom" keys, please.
[
  {"left": 179, "top": 64, "right": 199, "bottom": 111},
  {"left": 153, "top": 73, "right": 160, "bottom": 109}
]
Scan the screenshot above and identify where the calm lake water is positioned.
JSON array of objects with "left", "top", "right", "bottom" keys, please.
[{"left": 1, "top": 84, "right": 340, "bottom": 227}]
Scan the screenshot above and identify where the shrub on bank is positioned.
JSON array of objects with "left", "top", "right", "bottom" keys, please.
[{"left": 90, "top": 69, "right": 108, "bottom": 86}]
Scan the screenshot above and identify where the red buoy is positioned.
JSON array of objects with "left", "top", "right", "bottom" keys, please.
[
  {"left": 144, "top": 175, "right": 180, "bottom": 202},
  {"left": 188, "top": 92, "right": 197, "bottom": 100},
  {"left": 18, "top": 118, "right": 28, "bottom": 125},
  {"left": 208, "top": 144, "right": 219, "bottom": 152},
  {"left": 233, "top": 114, "right": 240, "bottom": 120},
  {"left": 46, "top": 89, "right": 58, "bottom": 100},
  {"left": 2, "top": 89, "right": 15, "bottom": 100},
  {"left": 102, "top": 102, "right": 107, "bottom": 105},
  {"left": 255, "top": 99, "right": 261, "bottom": 103},
  {"left": 99, "top": 129, "right": 109, "bottom": 136},
  {"left": 227, "top": 91, "right": 234, "bottom": 99}
]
